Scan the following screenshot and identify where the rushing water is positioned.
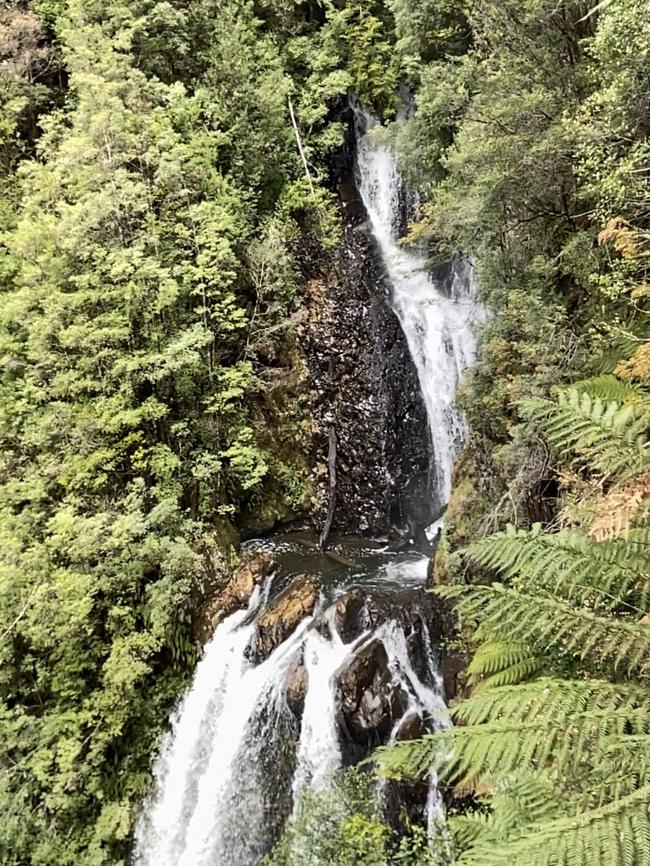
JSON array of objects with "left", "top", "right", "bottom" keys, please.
[
  {"left": 134, "top": 555, "right": 447, "bottom": 866},
  {"left": 355, "top": 109, "right": 479, "bottom": 510},
  {"left": 134, "top": 108, "right": 477, "bottom": 866}
]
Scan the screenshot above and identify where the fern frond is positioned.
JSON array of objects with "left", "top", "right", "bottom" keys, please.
[
  {"left": 454, "top": 678, "right": 650, "bottom": 726},
  {"left": 575, "top": 374, "right": 650, "bottom": 409},
  {"left": 467, "top": 640, "right": 549, "bottom": 687},
  {"left": 465, "top": 525, "right": 650, "bottom": 613},
  {"left": 449, "top": 771, "right": 560, "bottom": 850},
  {"left": 457, "top": 784, "right": 650, "bottom": 866},
  {"left": 595, "top": 329, "right": 643, "bottom": 374},
  {"left": 588, "top": 474, "right": 650, "bottom": 542},
  {"left": 526, "top": 388, "right": 650, "bottom": 481},
  {"left": 437, "top": 583, "right": 650, "bottom": 678},
  {"left": 451, "top": 811, "right": 498, "bottom": 851},
  {"left": 578, "top": 737, "right": 650, "bottom": 807},
  {"left": 376, "top": 707, "right": 650, "bottom": 786},
  {"left": 489, "top": 772, "right": 561, "bottom": 834}
]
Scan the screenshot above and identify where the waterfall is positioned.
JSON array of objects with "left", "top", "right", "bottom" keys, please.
[
  {"left": 134, "top": 585, "right": 314, "bottom": 866},
  {"left": 134, "top": 582, "right": 447, "bottom": 866},
  {"left": 133, "top": 104, "right": 478, "bottom": 866},
  {"left": 290, "top": 606, "right": 354, "bottom": 802},
  {"left": 355, "top": 109, "right": 479, "bottom": 510}
]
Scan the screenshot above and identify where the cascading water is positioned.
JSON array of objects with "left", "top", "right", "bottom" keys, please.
[
  {"left": 355, "top": 109, "right": 479, "bottom": 510},
  {"left": 134, "top": 560, "right": 447, "bottom": 866},
  {"left": 133, "top": 106, "right": 478, "bottom": 866},
  {"left": 134, "top": 584, "right": 313, "bottom": 866}
]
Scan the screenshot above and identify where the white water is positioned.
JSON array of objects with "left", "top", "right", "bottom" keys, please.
[
  {"left": 291, "top": 606, "right": 356, "bottom": 802},
  {"left": 355, "top": 111, "right": 480, "bottom": 508},
  {"left": 134, "top": 586, "right": 315, "bottom": 866},
  {"left": 134, "top": 590, "right": 448, "bottom": 866}
]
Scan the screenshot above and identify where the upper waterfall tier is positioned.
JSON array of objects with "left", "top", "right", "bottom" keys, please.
[{"left": 355, "top": 109, "right": 480, "bottom": 512}]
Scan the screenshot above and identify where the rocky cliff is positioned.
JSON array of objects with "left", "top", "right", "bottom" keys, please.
[{"left": 299, "top": 142, "right": 433, "bottom": 541}]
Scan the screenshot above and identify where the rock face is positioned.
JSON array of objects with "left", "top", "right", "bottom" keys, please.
[
  {"left": 328, "top": 585, "right": 448, "bottom": 765},
  {"left": 194, "top": 551, "right": 275, "bottom": 645},
  {"left": 336, "top": 639, "right": 408, "bottom": 754},
  {"left": 250, "top": 576, "right": 318, "bottom": 662},
  {"left": 298, "top": 146, "right": 433, "bottom": 539},
  {"left": 334, "top": 585, "right": 444, "bottom": 678},
  {"left": 334, "top": 588, "right": 376, "bottom": 643},
  {"left": 284, "top": 652, "right": 309, "bottom": 717}
]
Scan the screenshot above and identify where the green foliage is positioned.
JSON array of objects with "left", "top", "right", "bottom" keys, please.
[
  {"left": 465, "top": 523, "right": 650, "bottom": 613},
  {"left": 454, "top": 786, "right": 650, "bottom": 866},
  {"left": 465, "top": 641, "right": 549, "bottom": 689},
  {"left": 265, "top": 770, "right": 388, "bottom": 866},
  {"left": 392, "top": 0, "right": 650, "bottom": 535},
  {"left": 379, "top": 378, "right": 650, "bottom": 864},
  {"left": 3, "top": 0, "right": 650, "bottom": 863},
  {"left": 0, "top": 0, "right": 356, "bottom": 860},
  {"left": 265, "top": 768, "right": 440, "bottom": 866},
  {"left": 525, "top": 387, "right": 650, "bottom": 480}
]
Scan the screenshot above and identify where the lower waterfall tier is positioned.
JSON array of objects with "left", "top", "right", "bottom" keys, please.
[{"left": 133, "top": 537, "right": 453, "bottom": 866}]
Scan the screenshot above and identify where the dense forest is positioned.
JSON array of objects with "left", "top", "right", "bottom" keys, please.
[{"left": 0, "top": 0, "right": 649, "bottom": 864}]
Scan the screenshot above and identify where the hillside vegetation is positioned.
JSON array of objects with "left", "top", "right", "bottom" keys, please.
[{"left": 0, "top": 1, "right": 649, "bottom": 864}]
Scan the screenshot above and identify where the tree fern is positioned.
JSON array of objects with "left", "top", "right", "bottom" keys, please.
[
  {"left": 379, "top": 379, "right": 650, "bottom": 863},
  {"left": 525, "top": 388, "right": 650, "bottom": 481},
  {"left": 439, "top": 583, "right": 650, "bottom": 679},
  {"left": 466, "top": 640, "right": 550, "bottom": 688},
  {"left": 450, "top": 772, "right": 561, "bottom": 850},
  {"left": 454, "top": 678, "right": 650, "bottom": 726},
  {"left": 465, "top": 526, "right": 650, "bottom": 613},
  {"left": 456, "top": 785, "right": 650, "bottom": 866},
  {"left": 377, "top": 706, "right": 650, "bottom": 786}
]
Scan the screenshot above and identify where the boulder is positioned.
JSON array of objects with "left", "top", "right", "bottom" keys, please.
[
  {"left": 251, "top": 575, "right": 317, "bottom": 662},
  {"left": 440, "top": 650, "right": 466, "bottom": 702},
  {"left": 194, "top": 551, "right": 275, "bottom": 645},
  {"left": 284, "top": 652, "right": 309, "bottom": 717},
  {"left": 395, "top": 710, "right": 426, "bottom": 742},
  {"left": 334, "top": 588, "right": 376, "bottom": 643},
  {"left": 336, "top": 639, "right": 408, "bottom": 751}
]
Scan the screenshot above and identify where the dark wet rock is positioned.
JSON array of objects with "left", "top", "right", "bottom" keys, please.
[
  {"left": 251, "top": 576, "right": 317, "bottom": 662},
  {"left": 284, "top": 652, "right": 309, "bottom": 717},
  {"left": 383, "top": 709, "right": 432, "bottom": 831},
  {"left": 298, "top": 166, "right": 435, "bottom": 541},
  {"left": 395, "top": 710, "right": 426, "bottom": 742},
  {"left": 194, "top": 551, "right": 275, "bottom": 645},
  {"left": 335, "top": 639, "right": 409, "bottom": 753},
  {"left": 441, "top": 651, "right": 466, "bottom": 703},
  {"left": 334, "top": 586, "right": 445, "bottom": 683},
  {"left": 400, "top": 590, "right": 446, "bottom": 685},
  {"left": 385, "top": 705, "right": 439, "bottom": 832},
  {"left": 334, "top": 588, "right": 377, "bottom": 643}
]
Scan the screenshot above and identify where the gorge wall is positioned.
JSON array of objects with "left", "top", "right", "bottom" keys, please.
[{"left": 297, "top": 125, "right": 435, "bottom": 541}]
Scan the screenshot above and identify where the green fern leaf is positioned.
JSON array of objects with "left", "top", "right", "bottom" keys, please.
[
  {"left": 465, "top": 526, "right": 650, "bottom": 613},
  {"left": 524, "top": 388, "right": 650, "bottom": 481},
  {"left": 457, "top": 785, "right": 650, "bottom": 866},
  {"left": 467, "top": 640, "right": 550, "bottom": 687},
  {"left": 377, "top": 706, "right": 650, "bottom": 786},
  {"left": 437, "top": 583, "right": 650, "bottom": 679},
  {"left": 454, "top": 678, "right": 650, "bottom": 726}
]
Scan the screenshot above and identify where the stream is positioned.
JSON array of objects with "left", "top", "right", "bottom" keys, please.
[{"left": 133, "top": 108, "right": 480, "bottom": 866}]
